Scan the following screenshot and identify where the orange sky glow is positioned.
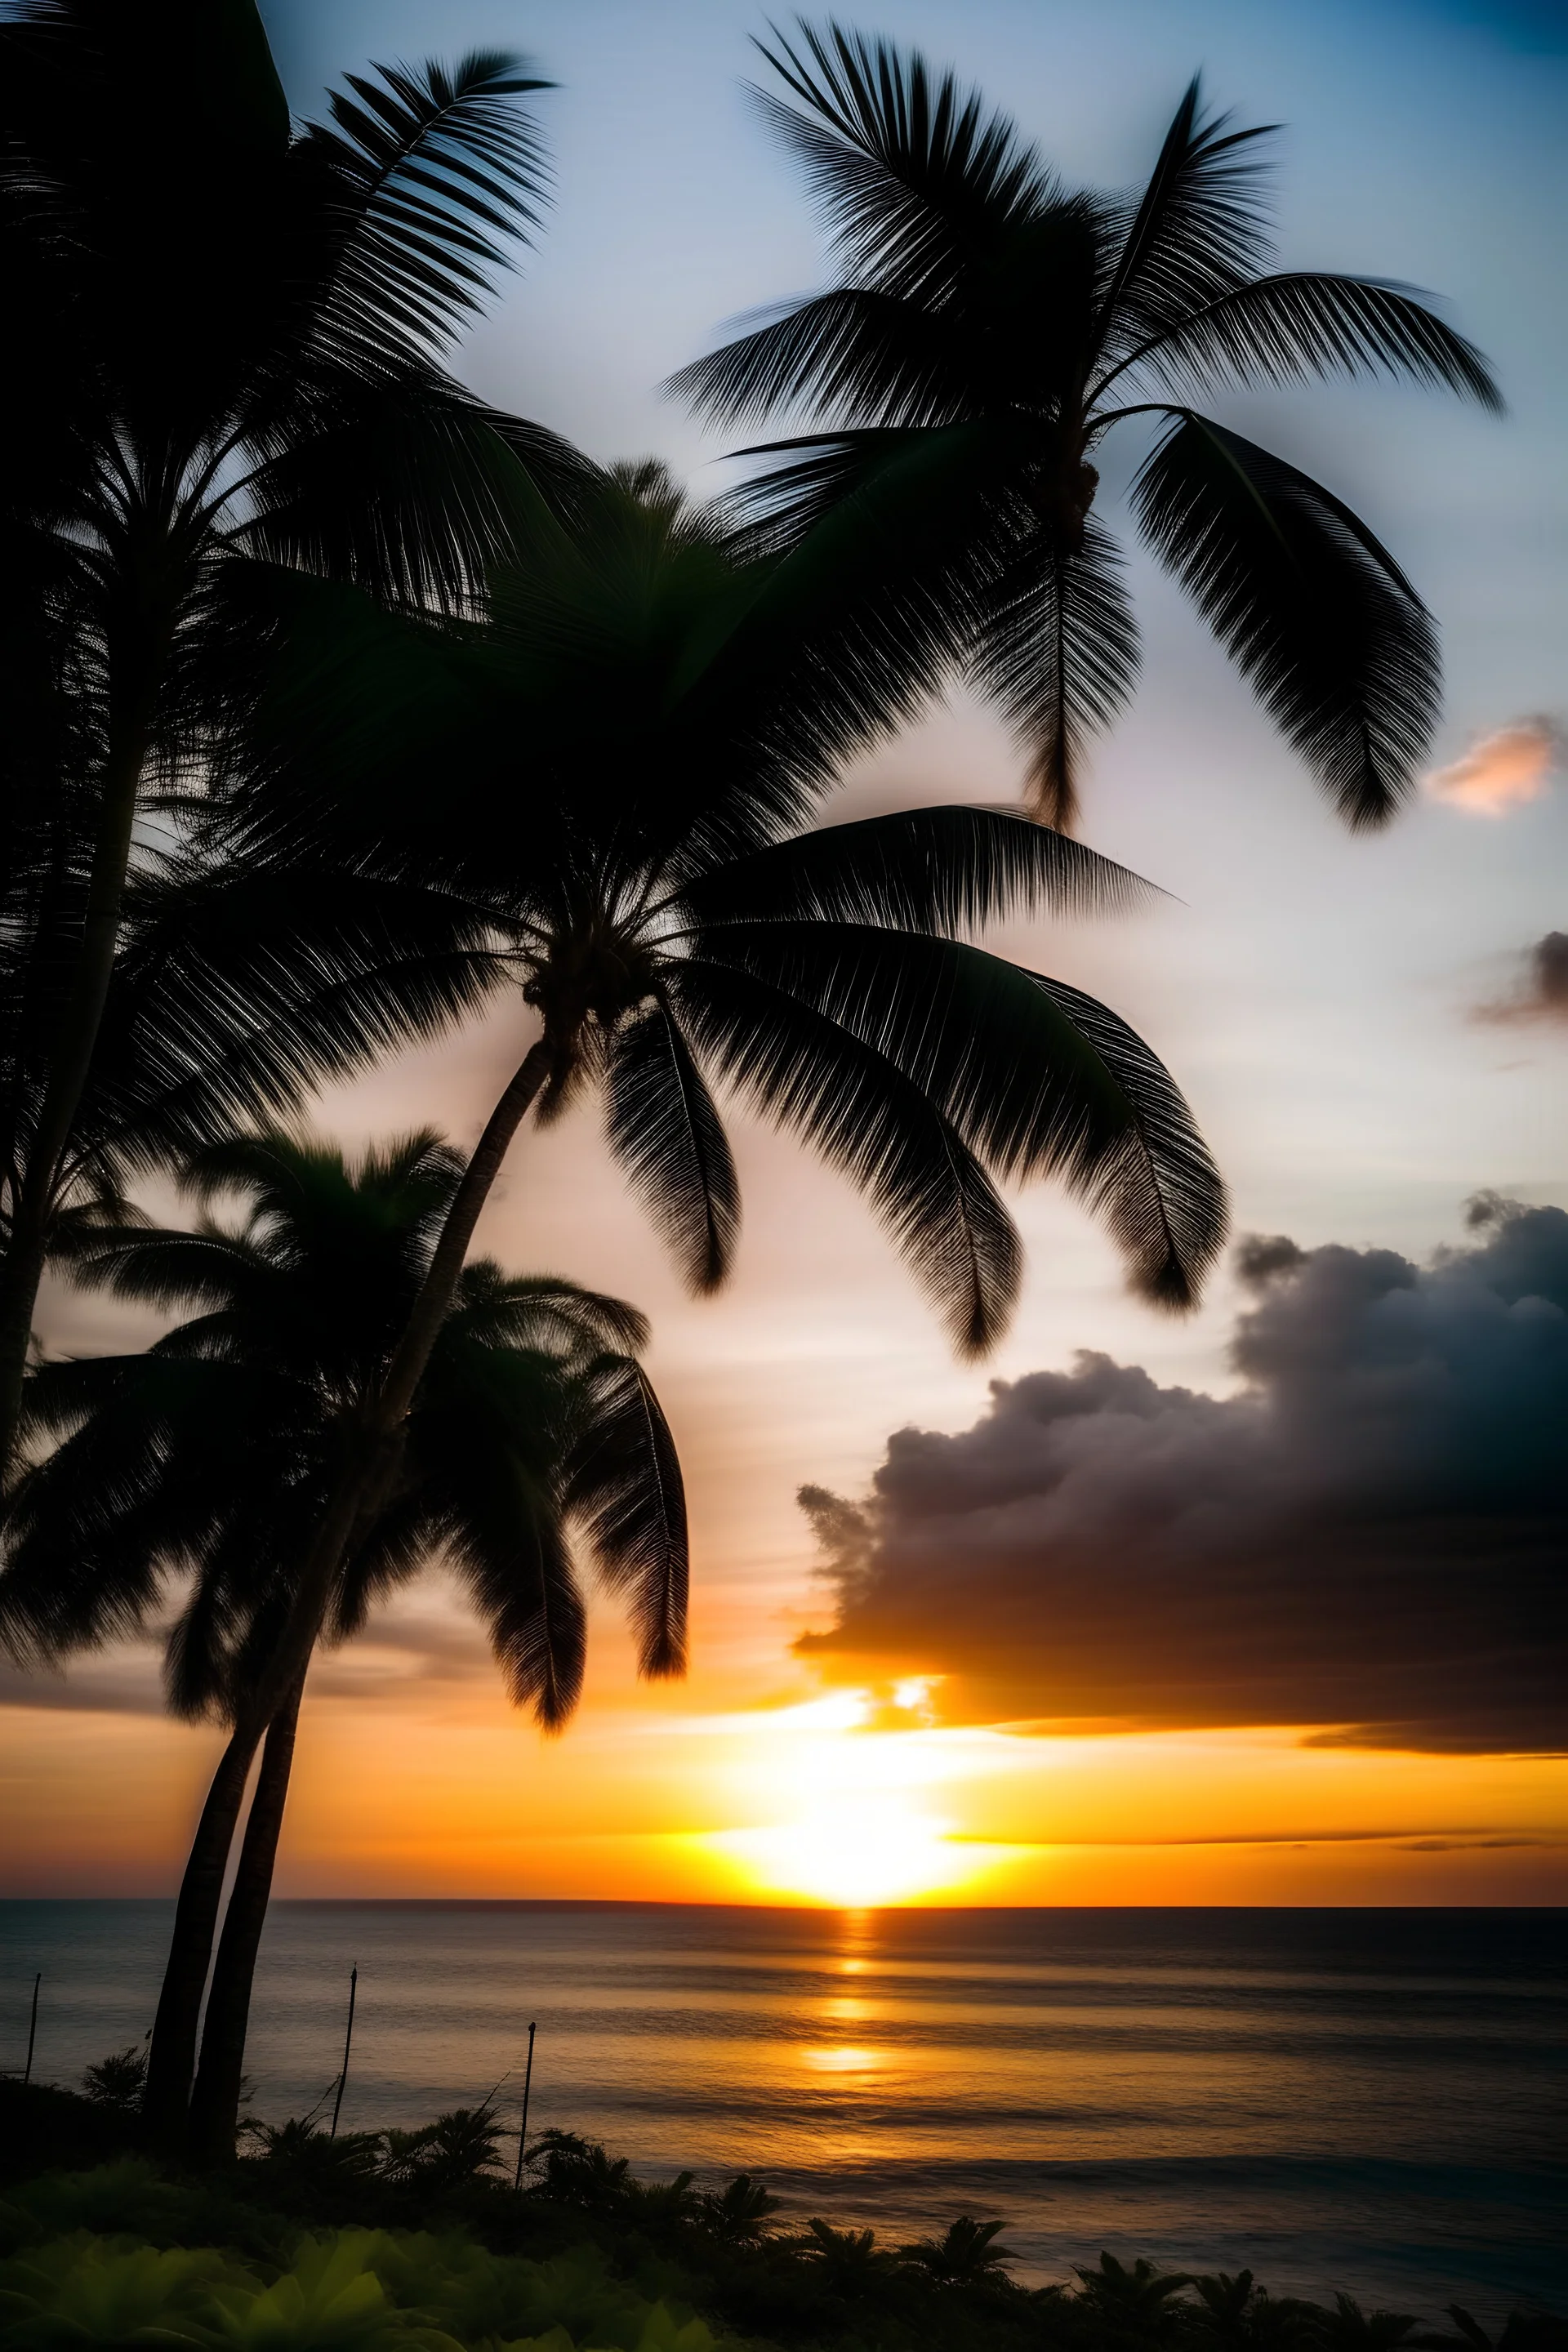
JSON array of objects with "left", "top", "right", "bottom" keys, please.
[{"left": 6, "top": 1581, "right": 1565, "bottom": 1904}]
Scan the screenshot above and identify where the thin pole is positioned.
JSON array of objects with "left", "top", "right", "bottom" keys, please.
[
  {"left": 328, "top": 1967, "right": 357, "bottom": 2139},
  {"left": 513, "top": 2020, "right": 536, "bottom": 2189},
  {"left": 22, "top": 1974, "right": 40, "bottom": 2086}
]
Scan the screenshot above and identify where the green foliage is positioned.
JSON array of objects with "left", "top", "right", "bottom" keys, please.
[
  {"left": 0, "top": 2221, "right": 717, "bottom": 2352},
  {"left": 0, "top": 2234, "right": 247, "bottom": 2346},
  {"left": 0, "top": 2128, "right": 1561, "bottom": 2352},
  {"left": 0, "top": 2163, "right": 291, "bottom": 2272},
  {"left": 207, "top": 2232, "right": 464, "bottom": 2352}
]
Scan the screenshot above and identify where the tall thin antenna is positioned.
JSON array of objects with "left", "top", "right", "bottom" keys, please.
[
  {"left": 513, "top": 2021, "right": 537, "bottom": 2189},
  {"left": 329, "top": 1967, "right": 357, "bottom": 2139},
  {"left": 22, "top": 1975, "right": 40, "bottom": 2086}
]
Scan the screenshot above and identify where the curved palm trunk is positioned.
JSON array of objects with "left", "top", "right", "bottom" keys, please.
[
  {"left": 172, "top": 1041, "right": 551, "bottom": 2160},
  {"left": 238, "top": 1040, "right": 554, "bottom": 1735},
  {"left": 0, "top": 709, "right": 154, "bottom": 1481},
  {"left": 142, "top": 1712, "right": 265, "bottom": 2153},
  {"left": 186, "top": 1666, "right": 307, "bottom": 2163}
]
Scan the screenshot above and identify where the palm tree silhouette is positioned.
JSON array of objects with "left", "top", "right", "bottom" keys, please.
[
  {"left": 1075, "top": 2253, "right": 1194, "bottom": 2339},
  {"left": 1190, "top": 2270, "right": 1321, "bottom": 2350},
  {"left": 671, "top": 25, "right": 1501, "bottom": 829},
  {"left": 0, "top": 0, "right": 578, "bottom": 1470},
  {"left": 900, "top": 2216, "right": 1018, "bottom": 2287},
  {"left": 207, "top": 458, "right": 1227, "bottom": 1769},
  {"left": 0, "top": 1129, "right": 684, "bottom": 2154}
]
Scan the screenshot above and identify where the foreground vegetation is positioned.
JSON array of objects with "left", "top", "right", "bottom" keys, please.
[{"left": 0, "top": 2080, "right": 1560, "bottom": 2352}]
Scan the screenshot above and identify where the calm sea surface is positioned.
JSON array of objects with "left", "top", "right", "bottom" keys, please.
[{"left": 2, "top": 1903, "right": 1563, "bottom": 2314}]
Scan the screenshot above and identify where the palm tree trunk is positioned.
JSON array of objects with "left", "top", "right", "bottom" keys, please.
[
  {"left": 236, "top": 1039, "right": 554, "bottom": 1735},
  {"left": 0, "top": 710, "right": 153, "bottom": 1481},
  {"left": 185, "top": 1666, "right": 307, "bottom": 2163},
  {"left": 142, "top": 1713, "right": 265, "bottom": 2153}
]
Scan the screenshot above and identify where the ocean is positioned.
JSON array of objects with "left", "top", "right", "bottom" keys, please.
[{"left": 2, "top": 1902, "right": 1562, "bottom": 2314}]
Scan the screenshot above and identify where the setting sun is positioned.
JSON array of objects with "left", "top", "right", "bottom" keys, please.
[
  {"left": 681, "top": 1689, "right": 1016, "bottom": 1904},
  {"left": 716, "top": 1792, "right": 977, "bottom": 1906}
]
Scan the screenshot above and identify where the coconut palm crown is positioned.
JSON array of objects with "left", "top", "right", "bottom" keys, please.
[
  {"left": 0, "top": 1128, "right": 687, "bottom": 1723},
  {"left": 671, "top": 25, "right": 1502, "bottom": 828},
  {"left": 235, "top": 461, "right": 1230, "bottom": 1370}
]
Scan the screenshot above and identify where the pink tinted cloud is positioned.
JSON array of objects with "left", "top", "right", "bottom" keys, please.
[{"left": 1423, "top": 716, "right": 1563, "bottom": 816}]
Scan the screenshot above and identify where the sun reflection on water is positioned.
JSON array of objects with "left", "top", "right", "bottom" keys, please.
[{"left": 800, "top": 2044, "right": 883, "bottom": 2073}]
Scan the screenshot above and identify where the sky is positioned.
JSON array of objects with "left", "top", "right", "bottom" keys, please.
[{"left": 2, "top": 0, "right": 1566, "bottom": 1906}]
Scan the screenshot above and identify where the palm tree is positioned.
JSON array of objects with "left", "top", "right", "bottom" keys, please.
[
  {"left": 670, "top": 24, "right": 1502, "bottom": 829},
  {"left": 0, "top": 0, "right": 579, "bottom": 1472},
  {"left": 899, "top": 2216, "right": 1018, "bottom": 2287},
  {"left": 1075, "top": 2254, "right": 1194, "bottom": 2340},
  {"left": 0, "top": 1129, "right": 684, "bottom": 2154},
  {"left": 199, "top": 457, "right": 1227, "bottom": 1759}
]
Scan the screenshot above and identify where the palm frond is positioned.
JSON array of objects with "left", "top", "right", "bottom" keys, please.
[
  {"left": 968, "top": 516, "right": 1141, "bottom": 827},
  {"left": 1096, "top": 76, "right": 1276, "bottom": 356},
  {"left": 686, "top": 921, "right": 1225, "bottom": 1311},
  {"left": 1129, "top": 410, "right": 1439, "bottom": 826},
  {"left": 668, "top": 287, "right": 961, "bottom": 431},
  {"left": 1025, "top": 970, "right": 1228, "bottom": 1307},
  {"left": 449, "top": 1493, "right": 586, "bottom": 1731},
  {"left": 233, "top": 368, "right": 559, "bottom": 609},
  {"left": 606, "top": 1001, "right": 741, "bottom": 1294},
  {"left": 91, "top": 857, "right": 503, "bottom": 1169},
  {"left": 2, "top": 1355, "right": 298, "bottom": 1664},
  {"left": 447, "top": 1265, "right": 652, "bottom": 1361},
  {"left": 302, "top": 49, "right": 553, "bottom": 362},
  {"left": 679, "top": 802, "right": 1154, "bottom": 933},
  {"left": 672, "top": 956, "right": 1022, "bottom": 1356},
  {"left": 51, "top": 1224, "right": 264, "bottom": 1315},
  {"left": 1109, "top": 271, "right": 1503, "bottom": 408},
  {"left": 568, "top": 1356, "right": 688, "bottom": 1679},
  {"left": 750, "top": 21, "right": 1049, "bottom": 303}
]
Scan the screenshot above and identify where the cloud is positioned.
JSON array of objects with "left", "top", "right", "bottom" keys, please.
[
  {"left": 1475, "top": 930, "right": 1568, "bottom": 1027},
  {"left": 797, "top": 1198, "right": 1568, "bottom": 1753},
  {"left": 0, "top": 1647, "right": 167, "bottom": 1717},
  {"left": 0, "top": 1590, "right": 492, "bottom": 1722},
  {"left": 1423, "top": 716, "right": 1562, "bottom": 816}
]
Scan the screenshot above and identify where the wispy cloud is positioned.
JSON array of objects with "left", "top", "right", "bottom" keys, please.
[{"left": 1423, "top": 715, "right": 1562, "bottom": 816}]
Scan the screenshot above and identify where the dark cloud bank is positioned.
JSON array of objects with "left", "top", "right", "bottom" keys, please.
[{"left": 800, "top": 1200, "right": 1568, "bottom": 1753}]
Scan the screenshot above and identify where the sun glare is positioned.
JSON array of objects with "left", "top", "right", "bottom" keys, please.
[
  {"left": 678, "top": 1684, "right": 1029, "bottom": 1904},
  {"left": 720, "top": 1792, "right": 975, "bottom": 1904}
]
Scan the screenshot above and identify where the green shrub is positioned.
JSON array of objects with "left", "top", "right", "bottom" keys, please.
[{"left": 0, "top": 2233, "right": 245, "bottom": 2347}]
